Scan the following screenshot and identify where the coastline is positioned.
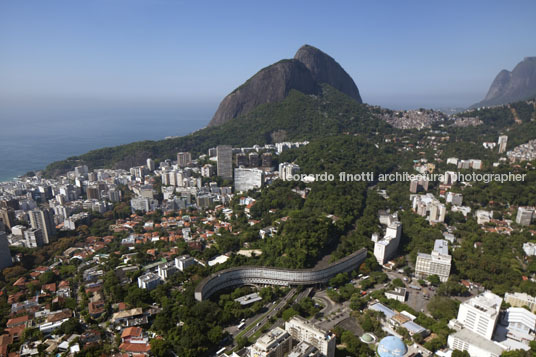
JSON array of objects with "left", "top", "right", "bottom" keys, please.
[{"left": 0, "top": 118, "right": 211, "bottom": 183}]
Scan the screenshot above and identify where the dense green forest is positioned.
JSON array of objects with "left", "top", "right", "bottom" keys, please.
[{"left": 244, "top": 135, "right": 403, "bottom": 268}]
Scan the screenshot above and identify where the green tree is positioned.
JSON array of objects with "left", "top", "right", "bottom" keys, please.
[
  {"left": 236, "top": 336, "right": 249, "bottom": 349},
  {"left": 39, "top": 271, "right": 57, "bottom": 284},
  {"left": 428, "top": 274, "right": 441, "bottom": 287},
  {"left": 150, "top": 339, "right": 173, "bottom": 357},
  {"left": 207, "top": 326, "right": 224, "bottom": 344},
  {"left": 392, "top": 278, "right": 405, "bottom": 288},
  {"left": 282, "top": 307, "right": 299, "bottom": 321},
  {"left": 427, "top": 296, "right": 459, "bottom": 320},
  {"left": 452, "top": 351, "right": 470, "bottom": 357},
  {"left": 60, "top": 318, "right": 83, "bottom": 334}
]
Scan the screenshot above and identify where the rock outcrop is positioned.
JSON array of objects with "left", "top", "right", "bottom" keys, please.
[
  {"left": 208, "top": 45, "right": 361, "bottom": 127},
  {"left": 471, "top": 57, "right": 536, "bottom": 108},
  {"left": 294, "top": 45, "right": 362, "bottom": 102}
]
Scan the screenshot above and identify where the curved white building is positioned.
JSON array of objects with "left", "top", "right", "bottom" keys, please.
[{"left": 194, "top": 248, "right": 367, "bottom": 301}]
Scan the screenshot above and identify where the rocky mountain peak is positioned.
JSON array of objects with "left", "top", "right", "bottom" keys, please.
[
  {"left": 208, "top": 45, "right": 362, "bottom": 127},
  {"left": 471, "top": 56, "right": 536, "bottom": 108},
  {"left": 294, "top": 44, "right": 362, "bottom": 102}
]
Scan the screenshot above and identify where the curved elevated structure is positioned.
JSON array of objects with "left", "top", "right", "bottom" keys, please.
[{"left": 195, "top": 248, "right": 367, "bottom": 301}]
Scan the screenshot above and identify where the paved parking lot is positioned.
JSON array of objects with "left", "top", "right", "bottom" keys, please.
[
  {"left": 405, "top": 285, "right": 434, "bottom": 313},
  {"left": 384, "top": 270, "right": 436, "bottom": 314}
]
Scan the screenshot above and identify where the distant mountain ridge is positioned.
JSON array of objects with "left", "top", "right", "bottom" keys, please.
[
  {"left": 209, "top": 45, "right": 362, "bottom": 127},
  {"left": 471, "top": 57, "right": 536, "bottom": 108}
]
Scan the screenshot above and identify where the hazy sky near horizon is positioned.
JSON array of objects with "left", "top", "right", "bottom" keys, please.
[{"left": 1, "top": 0, "right": 536, "bottom": 110}]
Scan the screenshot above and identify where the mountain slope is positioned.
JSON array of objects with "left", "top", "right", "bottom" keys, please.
[
  {"left": 294, "top": 45, "right": 362, "bottom": 102},
  {"left": 209, "top": 59, "right": 320, "bottom": 127},
  {"left": 43, "top": 85, "right": 389, "bottom": 177},
  {"left": 208, "top": 44, "right": 361, "bottom": 127},
  {"left": 471, "top": 57, "right": 536, "bottom": 108}
]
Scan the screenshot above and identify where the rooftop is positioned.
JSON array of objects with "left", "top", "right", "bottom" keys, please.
[
  {"left": 463, "top": 291, "right": 502, "bottom": 317},
  {"left": 450, "top": 328, "right": 504, "bottom": 354},
  {"left": 433, "top": 239, "right": 449, "bottom": 255}
]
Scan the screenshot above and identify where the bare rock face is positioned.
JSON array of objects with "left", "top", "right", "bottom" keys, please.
[
  {"left": 208, "top": 45, "right": 361, "bottom": 127},
  {"left": 294, "top": 44, "right": 362, "bottom": 102},
  {"left": 208, "top": 59, "right": 319, "bottom": 127},
  {"left": 472, "top": 57, "right": 536, "bottom": 108},
  {"left": 483, "top": 69, "right": 512, "bottom": 102}
]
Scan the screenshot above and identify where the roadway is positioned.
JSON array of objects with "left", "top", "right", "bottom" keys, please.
[{"left": 242, "top": 288, "right": 297, "bottom": 339}]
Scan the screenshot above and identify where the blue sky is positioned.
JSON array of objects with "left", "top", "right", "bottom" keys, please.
[{"left": 1, "top": 0, "right": 535, "bottom": 109}]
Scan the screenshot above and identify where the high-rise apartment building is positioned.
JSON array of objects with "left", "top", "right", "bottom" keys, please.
[
  {"left": 447, "top": 291, "right": 505, "bottom": 357},
  {"left": 201, "top": 164, "right": 216, "bottom": 178},
  {"left": 29, "top": 209, "right": 56, "bottom": 244},
  {"left": 373, "top": 213, "right": 402, "bottom": 265},
  {"left": 279, "top": 163, "right": 300, "bottom": 181},
  {"left": 285, "top": 316, "right": 335, "bottom": 357},
  {"left": 457, "top": 291, "right": 502, "bottom": 339},
  {"left": 217, "top": 145, "right": 233, "bottom": 180},
  {"left": 234, "top": 168, "right": 264, "bottom": 192},
  {"left": 0, "top": 208, "right": 16, "bottom": 230},
  {"left": 24, "top": 228, "right": 44, "bottom": 248},
  {"left": 86, "top": 186, "right": 100, "bottom": 200},
  {"left": 415, "top": 239, "right": 452, "bottom": 282},
  {"left": 0, "top": 231, "right": 12, "bottom": 270},
  {"left": 249, "top": 327, "right": 292, "bottom": 357},
  {"left": 177, "top": 152, "right": 192, "bottom": 168},
  {"left": 147, "top": 158, "right": 155, "bottom": 171},
  {"left": 261, "top": 152, "right": 273, "bottom": 167},
  {"left": 249, "top": 152, "right": 259, "bottom": 167},
  {"left": 235, "top": 153, "right": 248, "bottom": 167},
  {"left": 498, "top": 135, "right": 508, "bottom": 154},
  {"left": 516, "top": 207, "right": 534, "bottom": 226}
]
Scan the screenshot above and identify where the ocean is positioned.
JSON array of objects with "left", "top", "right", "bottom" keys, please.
[{"left": 0, "top": 98, "right": 214, "bottom": 182}]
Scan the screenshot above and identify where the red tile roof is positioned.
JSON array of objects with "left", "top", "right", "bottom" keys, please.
[
  {"left": 13, "top": 278, "right": 26, "bottom": 287},
  {"left": 42, "top": 283, "right": 56, "bottom": 293},
  {"left": 121, "top": 326, "right": 142, "bottom": 339},
  {"left": 6, "top": 315, "right": 29, "bottom": 328},
  {"left": 0, "top": 334, "right": 13, "bottom": 356},
  {"left": 119, "top": 342, "right": 150, "bottom": 353}
]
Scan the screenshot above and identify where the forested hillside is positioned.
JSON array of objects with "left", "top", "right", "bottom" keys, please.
[{"left": 43, "top": 85, "right": 391, "bottom": 177}]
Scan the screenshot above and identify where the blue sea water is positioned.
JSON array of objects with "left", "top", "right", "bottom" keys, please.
[{"left": 0, "top": 99, "right": 214, "bottom": 182}]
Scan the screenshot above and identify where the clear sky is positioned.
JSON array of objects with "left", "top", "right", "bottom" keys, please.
[{"left": 1, "top": 0, "right": 535, "bottom": 109}]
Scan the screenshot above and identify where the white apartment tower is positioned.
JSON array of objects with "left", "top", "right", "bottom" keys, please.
[
  {"left": 279, "top": 163, "right": 300, "bottom": 181},
  {"left": 234, "top": 168, "right": 264, "bottom": 192},
  {"left": 285, "top": 316, "right": 335, "bottom": 357},
  {"left": 448, "top": 291, "right": 505, "bottom": 357},
  {"left": 248, "top": 327, "right": 292, "bottom": 357},
  {"left": 373, "top": 216, "right": 402, "bottom": 265},
  {"left": 415, "top": 239, "right": 452, "bottom": 282},
  {"left": 457, "top": 291, "right": 502, "bottom": 340},
  {"left": 146, "top": 158, "right": 155, "bottom": 171},
  {"left": 516, "top": 207, "right": 534, "bottom": 226},
  {"left": 498, "top": 135, "right": 508, "bottom": 154}
]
